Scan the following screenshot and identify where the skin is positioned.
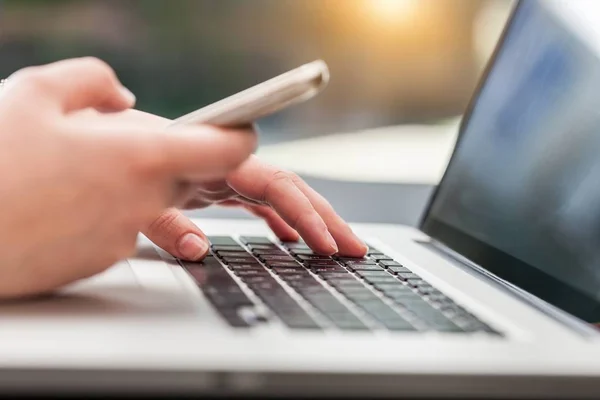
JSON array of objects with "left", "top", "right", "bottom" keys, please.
[
  {"left": 0, "top": 57, "right": 367, "bottom": 299},
  {"left": 85, "top": 109, "right": 368, "bottom": 261}
]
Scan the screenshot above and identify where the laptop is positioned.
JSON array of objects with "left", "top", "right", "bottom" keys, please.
[{"left": 1, "top": 0, "right": 600, "bottom": 397}]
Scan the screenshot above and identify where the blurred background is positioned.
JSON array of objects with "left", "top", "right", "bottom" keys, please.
[{"left": 0, "top": 0, "right": 513, "bottom": 145}]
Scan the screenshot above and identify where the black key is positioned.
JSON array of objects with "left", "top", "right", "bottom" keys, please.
[
  {"left": 243, "top": 275, "right": 277, "bottom": 284},
  {"left": 439, "top": 304, "right": 466, "bottom": 315},
  {"left": 355, "top": 300, "right": 416, "bottom": 331},
  {"left": 358, "top": 300, "right": 402, "bottom": 318},
  {"left": 328, "top": 315, "right": 370, "bottom": 330},
  {"left": 297, "top": 254, "right": 332, "bottom": 261},
  {"left": 337, "top": 257, "right": 369, "bottom": 262},
  {"left": 212, "top": 245, "right": 245, "bottom": 251},
  {"left": 418, "top": 310, "right": 463, "bottom": 332},
  {"left": 282, "top": 241, "right": 309, "bottom": 249},
  {"left": 240, "top": 236, "right": 273, "bottom": 245},
  {"left": 208, "top": 236, "right": 239, "bottom": 246},
  {"left": 379, "top": 260, "right": 402, "bottom": 267},
  {"left": 266, "top": 261, "right": 304, "bottom": 268},
  {"left": 346, "top": 264, "right": 383, "bottom": 272},
  {"left": 334, "top": 285, "right": 374, "bottom": 295},
  {"left": 228, "top": 265, "right": 266, "bottom": 272},
  {"left": 406, "top": 278, "right": 423, "bottom": 287},
  {"left": 304, "top": 293, "right": 349, "bottom": 313},
  {"left": 280, "top": 274, "right": 314, "bottom": 282},
  {"left": 227, "top": 261, "right": 261, "bottom": 268},
  {"left": 302, "top": 292, "right": 369, "bottom": 330},
  {"left": 253, "top": 287, "right": 292, "bottom": 301},
  {"left": 281, "top": 314, "right": 322, "bottom": 329},
  {"left": 179, "top": 260, "right": 256, "bottom": 328},
  {"left": 364, "top": 276, "right": 399, "bottom": 285},
  {"left": 246, "top": 282, "right": 280, "bottom": 294},
  {"left": 218, "top": 311, "right": 253, "bottom": 328},
  {"left": 341, "top": 290, "right": 380, "bottom": 302},
  {"left": 393, "top": 297, "right": 432, "bottom": 310},
  {"left": 418, "top": 286, "right": 438, "bottom": 295},
  {"left": 305, "top": 260, "right": 341, "bottom": 267},
  {"left": 182, "top": 260, "right": 222, "bottom": 278},
  {"left": 248, "top": 244, "right": 279, "bottom": 250},
  {"left": 372, "top": 282, "right": 406, "bottom": 291},
  {"left": 355, "top": 270, "right": 392, "bottom": 278},
  {"left": 371, "top": 254, "right": 393, "bottom": 262},
  {"left": 216, "top": 251, "right": 252, "bottom": 258},
  {"left": 368, "top": 251, "right": 386, "bottom": 257},
  {"left": 199, "top": 255, "right": 220, "bottom": 264},
  {"left": 327, "top": 279, "right": 367, "bottom": 289},
  {"left": 396, "top": 272, "right": 420, "bottom": 281},
  {"left": 311, "top": 266, "right": 346, "bottom": 274},
  {"left": 427, "top": 290, "right": 444, "bottom": 297},
  {"left": 386, "top": 266, "right": 412, "bottom": 274},
  {"left": 235, "top": 269, "right": 270, "bottom": 277},
  {"left": 289, "top": 248, "right": 316, "bottom": 255},
  {"left": 287, "top": 279, "right": 324, "bottom": 290},
  {"left": 378, "top": 286, "right": 417, "bottom": 297},
  {"left": 449, "top": 314, "right": 488, "bottom": 331},
  {"left": 203, "top": 285, "right": 254, "bottom": 309},
  {"left": 221, "top": 257, "right": 257, "bottom": 264},
  {"left": 259, "top": 255, "right": 295, "bottom": 262},
  {"left": 255, "top": 290, "right": 321, "bottom": 329},
  {"left": 252, "top": 249, "right": 287, "bottom": 255},
  {"left": 379, "top": 318, "right": 417, "bottom": 331},
  {"left": 320, "top": 272, "right": 354, "bottom": 281},
  {"left": 394, "top": 297, "right": 462, "bottom": 332},
  {"left": 272, "top": 267, "right": 309, "bottom": 275},
  {"left": 386, "top": 294, "right": 424, "bottom": 305},
  {"left": 344, "top": 260, "right": 377, "bottom": 266},
  {"left": 306, "top": 262, "right": 342, "bottom": 269}
]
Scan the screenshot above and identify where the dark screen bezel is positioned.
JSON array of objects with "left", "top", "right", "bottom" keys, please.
[{"left": 419, "top": 0, "right": 600, "bottom": 323}]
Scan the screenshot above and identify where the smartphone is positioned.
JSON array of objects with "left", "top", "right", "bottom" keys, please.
[{"left": 168, "top": 60, "right": 329, "bottom": 128}]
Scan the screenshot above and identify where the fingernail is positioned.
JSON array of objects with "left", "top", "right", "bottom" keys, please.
[
  {"left": 325, "top": 230, "right": 338, "bottom": 253},
  {"left": 360, "top": 242, "right": 369, "bottom": 255},
  {"left": 120, "top": 86, "right": 136, "bottom": 105},
  {"left": 178, "top": 233, "right": 208, "bottom": 261}
]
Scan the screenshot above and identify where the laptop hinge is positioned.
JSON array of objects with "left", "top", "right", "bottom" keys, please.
[{"left": 417, "top": 238, "right": 599, "bottom": 338}]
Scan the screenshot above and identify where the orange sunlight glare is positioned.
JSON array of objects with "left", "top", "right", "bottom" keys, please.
[{"left": 365, "top": 0, "right": 420, "bottom": 25}]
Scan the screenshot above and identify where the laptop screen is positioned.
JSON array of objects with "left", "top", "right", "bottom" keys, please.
[{"left": 422, "top": 0, "right": 600, "bottom": 324}]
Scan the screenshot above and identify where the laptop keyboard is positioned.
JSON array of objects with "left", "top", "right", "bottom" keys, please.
[{"left": 178, "top": 236, "right": 500, "bottom": 335}]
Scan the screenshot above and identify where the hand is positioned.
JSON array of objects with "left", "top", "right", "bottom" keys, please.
[
  {"left": 0, "top": 57, "right": 256, "bottom": 298},
  {"left": 91, "top": 109, "right": 369, "bottom": 260}
]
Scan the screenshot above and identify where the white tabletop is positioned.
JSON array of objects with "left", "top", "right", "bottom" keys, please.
[{"left": 256, "top": 117, "right": 460, "bottom": 185}]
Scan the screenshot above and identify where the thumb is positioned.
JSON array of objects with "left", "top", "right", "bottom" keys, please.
[
  {"left": 143, "top": 208, "right": 210, "bottom": 261},
  {"left": 14, "top": 57, "right": 135, "bottom": 113}
]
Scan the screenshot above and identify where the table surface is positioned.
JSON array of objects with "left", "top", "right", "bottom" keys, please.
[{"left": 187, "top": 176, "right": 435, "bottom": 227}]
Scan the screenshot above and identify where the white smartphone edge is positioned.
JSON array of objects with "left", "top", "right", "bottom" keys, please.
[{"left": 168, "top": 60, "right": 330, "bottom": 128}]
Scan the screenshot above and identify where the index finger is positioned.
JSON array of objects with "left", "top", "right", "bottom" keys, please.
[
  {"left": 10, "top": 57, "right": 135, "bottom": 113},
  {"left": 98, "top": 123, "right": 257, "bottom": 182}
]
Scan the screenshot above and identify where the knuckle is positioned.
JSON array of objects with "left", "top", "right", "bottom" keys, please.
[
  {"left": 11, "top": 67, "right": 54, "bottom": 95},
  {"left": 290, "top": 212, "right": 309, "bottom": 231},
  {"left": 286, "top": 171, "right": 302, "bottom": 184},
  {"left": 272, "top": 170, "right": 293, "bottom": 182},
  {"left": 78, "top": 57, "right": 118, "bottom": 89},
  {"left": 147, "top": 209, "right": 179, "bottom": 235},
  {"left": 222, "top": 127, "right": 257, "bottom": 162},
  {"left": 78, "top": 57, "right": 115, "bottom": 79},
  {"left": 261, "top": 170, "right": 293, "bottom": 202},
  {"left": 132, "top": 140, "right": 167, "bottom": 176}
]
